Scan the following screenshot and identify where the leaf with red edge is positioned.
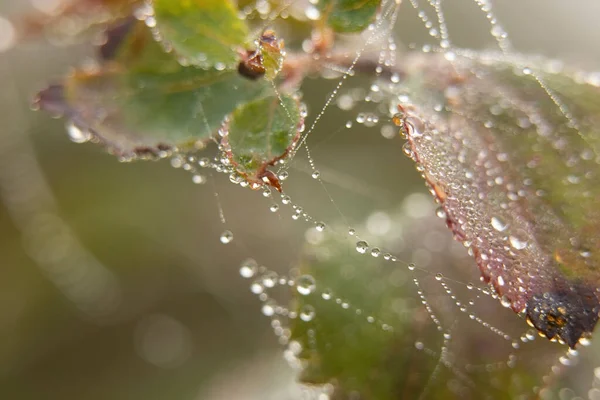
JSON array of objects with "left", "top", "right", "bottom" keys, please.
[{"left": 394, "top": 51, "right": 600, "bottom": 348}]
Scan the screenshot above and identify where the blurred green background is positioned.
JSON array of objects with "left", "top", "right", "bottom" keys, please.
[{"left": 1, "top": 1, "right": 600, "bottom": 399}]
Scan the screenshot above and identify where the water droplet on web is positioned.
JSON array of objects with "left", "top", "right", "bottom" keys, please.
[
  {"left": 251, "top": 280, "right": 264, "bottom": 294},
  {"left": 300, "top": 305, "right": 316, "bottom": 321},
  {"left": 220, "top": 230, "right": 233, "bottom": 244},
  {"left": 262, "top": 271, "right": 278, "bottom": 288},
  {"left": 269, "top": 204, "right": 279, "bottom": 212},
  {"left": 435, "top": 273, "right": 443, "bottom": 281},
  {"left": 262, "top": 300, "right": 277, "bottom": 316},
  {"left": 322, "top": 289, "right": 332, "bottom": 300},
  {"left": 278, "top": 171, "right": 289, "bottom": 181},
  {"left": 311, "top": 170, "right": 320, "bottom": 179},
  {"left": 240, "top": 259, "right": 258, "bottom": 278},
  {"left": 296, "top": 275, "right": 316, "bottom": 296},
  {"left": 408, "top": 263, "right": 416, "bottom": 271},
  {"left": 500, "top": 295, "right": 511, "bottom": 308},
  {"left": 490, "top": 216, "right": 507, "bottom": 232},
  {"left": 370, "top": 248, "right": 381, "bottom": 257},
  {"left": 281, "top": 195, "right": 291, "bottom": 204},
  {"left": 345, "top": 121, "right": 353, "bottom": 128},
  {"left": 315, "top": 222, "right": 325, "bottom": 232},
  {"left": 355, "top": 240, "right": 369, "bottom": 254},
  {"left": 192, "top": 175, "right": 206, "bottom": 184},
  {"left": 348, "top": 228, "right": 356, "bottom": 236}
]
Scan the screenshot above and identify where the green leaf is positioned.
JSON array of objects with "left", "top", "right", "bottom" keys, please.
[
  {"left": 222, "top": 94, "right": 302, "bottom": 189},
  {"left": 290, "top": 209, "right": 545, "bottom": 399},
  {"left": 151, "top": 0, "right": 249, "bottom": 69},
  {"left": 318, "top": 0, "right": 381, "bottom": 33},
  {"left": 35, "top": 22, "right": 270, "bottom": 157},
  {"left": 396, "top": 52, "right": 600, "bottom": 348}
]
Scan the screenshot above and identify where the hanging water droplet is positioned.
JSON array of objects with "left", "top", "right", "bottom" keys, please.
[
  {"left": 435, "top": 207, "right": 446, "bottom": 219},
  {"left": 300, "top": 305, "right": 316, "bottom": 321},
  {"left": 315, "top": 222, "right": 325, "bottom": 232},
  {"left": 321, "top": 289, "right": 332, "bottom": 300},
  {"left": 370, "top": 247, "right": 381, "bottom": 257},
  {"left": 262, "top": 300, "right": 277, "bottom": 316},
  {"left": 296, "top": 275, "right": 316, "bottom": 296},
  {"left": 355, "top": 240, "right": 369, "bottom": 254},
  {"left": 269, "top": 204, "right": 279, "bottom": 212},
  {"left": 435, "top": 273, "right": 443, "bottom": 281},
  {"left": 220, "top": 230, "right": 234, "bottom": 244},
  {"left": 490, "top": 216, "right": 507, "bottom": 232},
  {"left": 66, "top": 121, "right": 91, "bottom": 143},
  {"left": 192, "top": 174, "right": 206, "bottom": 184},
  {"left": 240, "top": 258, "right": 258, "bottom": 278},
  {"left": 281, "top": 195, "right": 291, "bottom": 204},
  {"left": 500, "top": 295, "right": 511, "bottom": 308},
  {"left": 311, "top": 170, "right": 320, "bottom": 179},
  {"left": 345, "top": 120, "right": 353, "bottom": 128},
  {"left": 408, "top": 263, "right": 416, "bottom": 271},
  {"left": 278, "top": 171, "right": 289, "bottom": 181},
  {"left": 348, "top": 228, "right": 356, "bottom": 236},
  {"left": 262, "top": 271, "right": 278, "bottom": 288}
]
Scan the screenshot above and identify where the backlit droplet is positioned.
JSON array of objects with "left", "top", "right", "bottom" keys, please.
[
  {"left": 296, "top": 275, "right": 316, "bottom": 296},
  {"left": 408, "top": 263, "right": 416, "bottom": 271},
  {"left": 435, "top": 273, "right": 443, "bottom": 281},
  {"left": 239, "top": 259, "right": 258, "bottom": 278},
  {"left": 356, "top": 240, "right": 369, "bottom": 254},
  {"left": 311, "top": 171, "right": 320, "bottom": 179},
  {"left": 315, "top": 222, "right": 325, "bottom": 232},
  {"left": 509, "top": 235, "right": 527, "bottom": 250},
  {"left": 322, "top": 289, "right": 332, "bottom": 300},
  {"left": 300, "top": 305, "right": 316, "bottom": 321},
  {"left": 500, "top": 295, "right": 511, "bottom": 308},
  {"left": 370, "top": 248, "right": 381, "bottom": 257},
  {"left": 262, "top": 300, "right": 277, "bottom": 316},
  {"left": 220, "top": 230, "right": 234, "bottom": 244},
  {"left": 490, "top": 216, "right": 507, "bottom": 232}
]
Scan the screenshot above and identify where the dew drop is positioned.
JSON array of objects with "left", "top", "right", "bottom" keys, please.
[
  {"left": 490, "top": 216, "right": 507, "bottom": 232},
  {"left": 269, "top": 204, "right": 279, "bottom": 212},
  {"left": 355, "top": 240, "right": 369, "bottom": 254},
  {"left": 435, "top": 273, "right": 443, "bottom": 281},
  {"left": 315, "top": 222, "right": 326, "bottom": 232},
  {"left": 311, "top": 170, "right": 321, "bottom": 179},
  {"left": 300, "top": 305, "right": 316, "bottom": 321},
  {"left": 220, "top": 230, "right": 234, "bottom": 244},
  {"left": 435, "top": 207, "right": 446, "bottom": 219},
  {"left": 192, "top": 174, "right": 206, "bottom": 184},
  {"left": 500, "top": 295, "right": 511, "bottom": 308},
  {"left": 262, "top": 300, "right": 277, "bottom": 316},
  {"left": 239, "top": 259, "right": 258, "bottom": 278},
  {"left": 370, "top": 248, "right": 381, "bottom": 257},
  {"left": 296, "top": 275, "right": 316, "bottom": 296},
  {"left": 408, "top": 263, "right": 416, "bottom": 271},
  {"left": 348, "top": 228, "right": 356, "bottom": 236},
  {"left": 509, "top": 235, "right": 527, "bottom": 250},
  {"left": 322, "top": 289, "right": 332, "bottom": 300}
]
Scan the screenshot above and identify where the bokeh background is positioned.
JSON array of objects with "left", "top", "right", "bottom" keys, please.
[{"left": 1, "top": 1, "right": 600, "bottom": 399}]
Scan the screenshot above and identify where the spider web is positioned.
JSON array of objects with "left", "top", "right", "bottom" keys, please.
[
  {"left": 178, "top": 0, "right": 600, "bottom": 398},
  {"left": 2, "top": 0, "right": 600, "bottom": 398}
]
